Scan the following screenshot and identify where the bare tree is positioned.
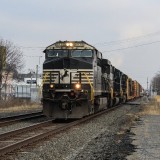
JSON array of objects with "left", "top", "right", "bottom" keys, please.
[
  {"left": 151, "top": 72, "right": 160, "bottom": 95},
  {"left": 0, "top": 39, "right": 24, "bottom": 100}
]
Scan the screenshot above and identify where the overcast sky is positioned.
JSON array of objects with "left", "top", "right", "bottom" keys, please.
[{"left": 0, "top": 0, "right": 160, "bottom": 89}]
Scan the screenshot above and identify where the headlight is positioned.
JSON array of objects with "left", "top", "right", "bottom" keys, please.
[
  {"left": 69, "top": 43, "right": 73, "bottom": 47},
  {"left": 66, "top": 42, "right": 73, "bottom": 47},
  {"left": 75, "top": 83, "right": 81, "bottom": 90},
  {"left": 66, "top": 43, "right": 70, "bottom": 46},
  {"left": 50, "top": 84, "right": 54, "bottom": 88}
]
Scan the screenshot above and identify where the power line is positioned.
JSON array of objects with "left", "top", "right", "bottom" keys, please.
[
  {"left": 17, "top": 30, "right": 160, "bottom": 50},
  {"left": 94, "top": 30, "right": 160, "bottom": 46},
  {"left": 19, "top": 46, "right": 45, "bottom": 49},
  {"left": 21, "top": 39, "right": 160, "bottom": 54},
  {"left": 103, "top": 40, "right": 160, "bottom": 53}
]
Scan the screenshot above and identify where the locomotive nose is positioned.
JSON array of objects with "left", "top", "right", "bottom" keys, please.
[
  {"left": 62, "top": 57, "right": 70, "bottom": 69},
  {"left": 61, "top": 101, "right": 69, "bottom": 110}
]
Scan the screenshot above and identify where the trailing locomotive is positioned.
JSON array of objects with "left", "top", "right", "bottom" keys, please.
[{"left": 42, "top": 41, "right": 142, "bottom": 119}]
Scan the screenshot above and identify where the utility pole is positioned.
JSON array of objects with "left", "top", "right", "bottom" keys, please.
[
  {"left": 147, "top": 77, "right": 149, "bottom": 91},
  {"left": 39, "top": 56, "right": 42, "bottom": 66},
  {"left": 38, "top": 56, "right": 42, "bottom": 74},
  {"left": 36, "top": 65, "right": 38, "bottom": 87}
]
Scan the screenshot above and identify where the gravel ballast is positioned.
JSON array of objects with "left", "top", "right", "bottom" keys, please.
[{"left": 2, "top": 100, "right": 143, "bottom": 160}]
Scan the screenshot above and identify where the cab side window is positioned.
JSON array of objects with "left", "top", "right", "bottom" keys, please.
[{"left": 97, "top": 52, "right": 102, "bottom": 66}]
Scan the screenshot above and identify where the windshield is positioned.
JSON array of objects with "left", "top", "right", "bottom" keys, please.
[
  {"left": 47, "top": 50, "right": 68, "bottom": 57},
  {"left": 71, "top": 50, "right": 92, "bottom": 57}
]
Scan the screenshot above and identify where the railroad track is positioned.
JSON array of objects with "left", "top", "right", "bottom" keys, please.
[
  {"left": 0, "top": 102, "right": 136, "bottom": 156},
  {"left": 0, "top": 111, "right": 44, "bottom": 127}
]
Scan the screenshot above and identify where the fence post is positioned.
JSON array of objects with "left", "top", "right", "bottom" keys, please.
[
  {"left": 30, "top": 85, "right": 31, "bottom": 97},
  {"left": 17, "top": 85, "right": 18, "bottom": 98},
  {"left": 4, "top": 84, "right": 7, "bottom": 100},
  {"left": 22, "top": 85, "right": 23, "bottom": 97}
]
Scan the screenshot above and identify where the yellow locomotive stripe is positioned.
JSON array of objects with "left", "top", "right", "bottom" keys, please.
[{"left": 82, "top": 72, "right": 94, "bottom": 104}]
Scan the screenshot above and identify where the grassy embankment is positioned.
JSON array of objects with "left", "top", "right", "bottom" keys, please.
[
  {"left": 0, "top": 100, "right": 42, "bottom": 114},
  {"left": 139, "top": 96, "right": 160, "bottom": 115}
]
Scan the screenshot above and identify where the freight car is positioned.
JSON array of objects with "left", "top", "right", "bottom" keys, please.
[{"left": 42, "top": 41, "right": 142, "bottom": 119}]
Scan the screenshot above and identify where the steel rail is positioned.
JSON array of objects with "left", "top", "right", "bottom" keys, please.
[
  {"left": 0, "top": 120, "right": 53, "bottom": 140},
  {"left": 0, "top": 112, "right": 44, "bottom": 127},
  {"left": 0, "top": 111, "right": 43, "bottom": 121},
  {"left": 0, "top": 105, "right": 121, "bottom": 156}
]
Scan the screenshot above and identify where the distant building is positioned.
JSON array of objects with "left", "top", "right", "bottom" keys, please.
[
  {"left": 17, "top": 73, "right": 42, "bottom": 81},
  {"left": 24, "top": 78, "right": 42, "bottom": 86}
]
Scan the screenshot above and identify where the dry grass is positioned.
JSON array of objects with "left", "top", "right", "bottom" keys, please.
[
  {"left": 0, "top": 104, "right": 42, "bottom": 113},
  {"left": 155, "top": 95, "right": 160, "bottom": 102},
  {"left": 139, "top": 99, "right": 160, "bottom": 115},
  {"left": 0, "top": 99, "right": 42, "bottom": 114}
]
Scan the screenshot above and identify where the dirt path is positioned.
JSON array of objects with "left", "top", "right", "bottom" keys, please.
[{"left": 127, "top": 97, "right": 160, "bottom": 160}]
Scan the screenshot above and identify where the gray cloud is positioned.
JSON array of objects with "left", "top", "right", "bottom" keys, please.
[{"left": 0, "top": 0, "right": 160, "bottom": 88}]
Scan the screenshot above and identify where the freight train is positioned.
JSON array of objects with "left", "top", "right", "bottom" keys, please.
[{"left": 42, "top": 41, "right": 142, "bottom": 119}]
